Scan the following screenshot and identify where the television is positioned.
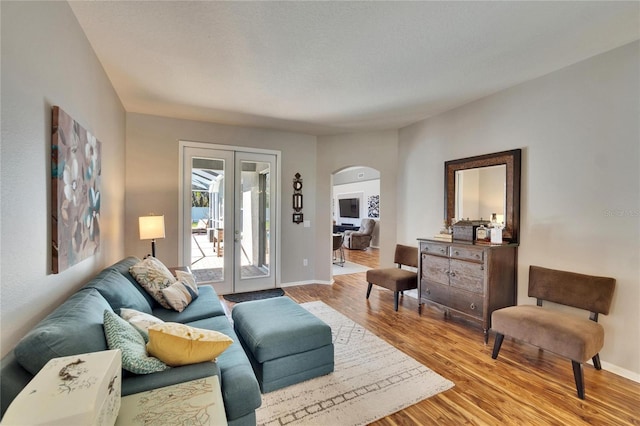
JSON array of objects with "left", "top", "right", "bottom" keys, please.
[{"left": 339, "top": 198, "right": 360, "bottom": 218}]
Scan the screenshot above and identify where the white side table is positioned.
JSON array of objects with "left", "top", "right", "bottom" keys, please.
[
  {"left": 116, "top": 376, "right": 226, "bottom": 425},
  {"left": 2, "top": 350, "right": 122, "bottom": 425}
]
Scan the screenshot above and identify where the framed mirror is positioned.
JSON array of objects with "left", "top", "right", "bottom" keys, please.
[{"left": 445, "top": 149, "right": 521, "bottom": 243}]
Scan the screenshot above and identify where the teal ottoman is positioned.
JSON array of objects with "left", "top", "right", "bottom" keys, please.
[{"left": 232, "top": 296, "right": 334, "bottom": 393}]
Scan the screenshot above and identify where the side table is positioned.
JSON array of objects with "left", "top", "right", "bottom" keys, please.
[
  {"left": 1, "top": 350, "right": 121, "bottom": 425},
  {"left": 116, "top": 376, "right": 226, "bottom": 425}
]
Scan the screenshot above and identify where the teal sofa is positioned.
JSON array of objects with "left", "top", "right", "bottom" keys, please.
[{"left": 0, "top": 257, "right": 261, "bottom": 426}]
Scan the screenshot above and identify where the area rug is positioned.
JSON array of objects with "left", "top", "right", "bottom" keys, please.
[
  {"left": 332, "top": 261, "right": 370, "bottom": 276},
  {"left": 256, "top": 301, "right": 454, "bottom": 426},
  {"left": 223, "top": 288, "right": 285, "bottom": 303}
]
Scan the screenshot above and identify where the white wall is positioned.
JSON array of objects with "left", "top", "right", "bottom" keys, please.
[
  {"left": 398, "top": 41, "right": 639, "bottom": 378},
  {"left": 0, "top": 2, "right": 126, "bottom": 356},
  {"left": 334, "top": 180, "right": 380, "bottom": 224},
  {"left": 316, "top": 130, "right": 399, "bottom": 281},
  {"left": 125, "top": 113, "right": 317, "bottom": 286}
]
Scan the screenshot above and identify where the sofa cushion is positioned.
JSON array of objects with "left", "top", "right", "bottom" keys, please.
[
  {"left": 103, "top": 310, "right": 169, "bottom": 374},
  {"left": 119, "top": 308, "right": 164, "bottom": 342},
  {"left": 188, "top": 316, "right": 262, "bottom": 420},
  {"left": 85, "top": 268, "right": 152, "bottom": 314},
  {"left": 107, "top": 257, "right": 157, "bottom": 308},
  {"left": 14, "top": 289, "right": 112, "bottom": 375},
  {"left": 129, "top": 257, "right": 176, "bottom": 309},
  {"left": 147, "top": 323, "right": 233, "bottom": 367},
  {"left": 152, "top": 285, "right": 226, "bottom": 323}
]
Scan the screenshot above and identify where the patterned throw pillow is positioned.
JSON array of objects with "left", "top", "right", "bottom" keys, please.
[
  {"left": 119, "top": 308, "right": 165, "bottom": 342},
  {"left": 147, "top": 323, "right": 233, "bottom": 367},
  {"left": 103, "top": 310, "right": 169, "bottom": 374},
  {"left": 175, "top": 270, "right": 197, "bottom": 288},
  {"left": 129, "top": 257, "right": 176, "bottom": 309},
  {"left": 161, "top": 272, "right": 199, "bottom": 312}
]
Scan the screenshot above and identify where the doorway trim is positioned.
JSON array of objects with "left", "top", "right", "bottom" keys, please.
[{"left": 178, "top": 140, "right": 282, "bottom": 289}]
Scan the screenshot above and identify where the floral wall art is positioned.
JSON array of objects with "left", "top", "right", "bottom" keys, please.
[
  {"left": 51, "top": 106, "right": 101, "bottom": 273},
  {"left": 368, "top": 195, "right": 380, "bottom": 218}
]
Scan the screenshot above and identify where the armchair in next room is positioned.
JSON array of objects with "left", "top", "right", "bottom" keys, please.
[{"left": 343, "top": 218, "right": 375, "bottom": 250}]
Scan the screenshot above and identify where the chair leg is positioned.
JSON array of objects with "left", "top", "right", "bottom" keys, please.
[
  {"left": 394, "top": 292, "right": 399, "bottom": 311},
  {"left": 572, "top": 360, "right": 586, "bottom": 399},
  {"left": 366, "top": 283, "right": 373, "bottom": 299},
  {"left": 592, "top": 354, "right": 602, "bottom": 370},
  {"left": 491, "top": 333, "right": 505, "bottom": 359}
]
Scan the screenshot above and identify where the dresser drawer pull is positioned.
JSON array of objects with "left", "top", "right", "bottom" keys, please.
[
  {"left": 454, "top": 250, "right": 459, "bottom": 255},
  {"left": 475, "top": 254, "right": 480, "bottom": 259},
  {"left": 449, "top": 271, "right": 456, "bottom": 277},
  {"left": 440, "top": 248, "right": 446, "bottom": 254},
  {"left": 470, "top": 303, "right": 477, "bottom": 310},
  {"left": 480, "top": 265, "right": 485, "bottom": 271}
]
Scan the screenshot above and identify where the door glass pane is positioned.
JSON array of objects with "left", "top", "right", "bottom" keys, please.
[
  {"left": 240, "top": 161, "right": 270, "bottom": 279},
  {"left": 190, "top": 157, "right": 225, "bottom": 282}
]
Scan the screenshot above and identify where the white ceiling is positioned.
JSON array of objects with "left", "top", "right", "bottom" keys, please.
[{"left": 69, "top": 1, "right": 640, "bottom": 136}]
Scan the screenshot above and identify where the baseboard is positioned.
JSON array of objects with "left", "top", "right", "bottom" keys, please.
[
  {"left": 598, "top": 360, "right": 640, "bottom": 383},
  {"left": 280, "top": 280, "right": 332, "bottom": 287}
]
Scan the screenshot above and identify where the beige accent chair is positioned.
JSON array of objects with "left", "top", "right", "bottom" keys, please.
[
  {"left": 343, "top": 219, "right": 376, "bottom": 250},
  {"left": 365, "top": 245, "right": 418, "bottom": 311},
  {"left": 491, "top": 265, "right": 615, "bottom": 399}
]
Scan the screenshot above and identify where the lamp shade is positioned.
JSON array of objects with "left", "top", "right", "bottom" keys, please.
[{"left": 139, "top": 215, "right": 165, "bottom": 240}]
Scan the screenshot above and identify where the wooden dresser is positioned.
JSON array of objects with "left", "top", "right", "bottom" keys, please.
[{"left": 417, "top": 238, "right": 518, "bottom": 343}]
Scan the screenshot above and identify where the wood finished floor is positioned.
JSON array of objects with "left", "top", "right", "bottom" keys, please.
[{"left": 222, "top": 248, "right": 640, "bottom": 425}]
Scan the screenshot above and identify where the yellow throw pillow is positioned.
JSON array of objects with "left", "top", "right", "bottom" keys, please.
[{"left": 147, "top": 323, "right": 233, "bottom": 367}]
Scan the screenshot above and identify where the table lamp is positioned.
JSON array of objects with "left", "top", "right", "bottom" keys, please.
[{"left": 139, "top": 215, "right": 165, "bottom": 257}]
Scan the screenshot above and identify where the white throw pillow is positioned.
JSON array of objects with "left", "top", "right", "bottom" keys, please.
[{"left": 119, "top": 308, "right": 165, "bottom": 342}]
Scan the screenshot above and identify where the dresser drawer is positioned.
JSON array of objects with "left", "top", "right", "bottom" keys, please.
[
  {"left": 421, "top": 281, "right": 449, "bottom": 306},
  {"left": 449, "top": 287, "right": 484, "bottom": 318},
  {"left": 450, "top": 246, "right": 484, "bottom": 263},
  {"left": 421, "top": 254, "right": 449, "bottom": 285},
  {"left": 421, "top": 242, "right": 449, "bottom": 257},
  {"left": 449, "top": 259, "right": 484, "bottom": 293}
]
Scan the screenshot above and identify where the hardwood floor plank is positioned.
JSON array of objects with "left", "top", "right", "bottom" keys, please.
[{"left": 222, "top": 247, "right": 640, "bottom": 425}]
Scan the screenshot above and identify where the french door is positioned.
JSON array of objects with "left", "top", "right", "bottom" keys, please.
[{"left": 180, "top": 143, "right": 278, "bottom": 295}]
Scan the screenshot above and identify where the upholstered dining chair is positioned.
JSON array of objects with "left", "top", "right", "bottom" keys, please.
[
  {"left": 343, "top": 218, "right": 376, "bottom": 250},
  {"left": 365, "top": 244, "right": 418, "bottom": 311}
]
